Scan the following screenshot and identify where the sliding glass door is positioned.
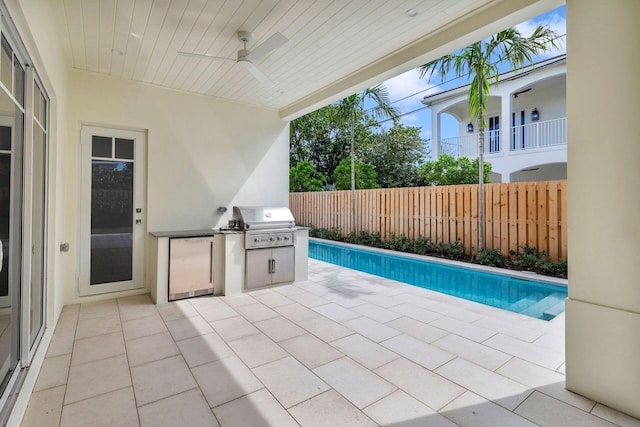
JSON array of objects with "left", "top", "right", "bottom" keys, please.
[
  {"left": 0, "top": 33, "right": 25, "bottom": 402},
  {"left": 0, "top": 6, "right": 48, "bottom": 417}
]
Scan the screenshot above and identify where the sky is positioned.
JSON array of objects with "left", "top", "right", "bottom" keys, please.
[{"left": 375, "top": 5, "right": 567, "bottom": 150}]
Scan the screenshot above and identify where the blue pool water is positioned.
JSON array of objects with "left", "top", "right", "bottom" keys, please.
[{"left": 309, "top": 240, "right": 567, "bottom": 321}]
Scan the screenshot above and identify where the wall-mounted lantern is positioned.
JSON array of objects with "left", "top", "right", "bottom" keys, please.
[
  {"left": 466, "top": 122, "right": 474, "bottom": 133},
  {"left": 531, "top": 108, "right": 540, "bottom": 121}
]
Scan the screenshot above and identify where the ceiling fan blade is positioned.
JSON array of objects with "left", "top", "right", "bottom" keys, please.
[
  {"left": 177, "top": 51, "right": 235, "bottom": 62},
  {"left": 237, "top": 59, "right": 273, "bottom": 87},
  {"left": 246, "top": 32, "right": 288, "bottom": 61}
]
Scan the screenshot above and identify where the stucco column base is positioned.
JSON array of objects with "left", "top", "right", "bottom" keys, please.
[{"left": 565, "top": 298, "right": 640, "bottom": 419}]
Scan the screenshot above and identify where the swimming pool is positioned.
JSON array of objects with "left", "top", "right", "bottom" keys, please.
[{"left": 309, "top": 239, "right": 567, "bottom": 321}]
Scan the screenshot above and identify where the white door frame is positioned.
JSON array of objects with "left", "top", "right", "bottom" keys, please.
[{"left": 79, "top": 125, "right": 146, "bottom": 296}]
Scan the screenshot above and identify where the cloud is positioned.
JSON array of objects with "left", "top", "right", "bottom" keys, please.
[
  {"left": 515, "top": 8, "right": 566, "bottom": 57},
  {"left": 384, "top": 68, "right": 440, "bottom": 111},
  {"left": 399, "top": 113, "right": 419, "bottom": 123}
]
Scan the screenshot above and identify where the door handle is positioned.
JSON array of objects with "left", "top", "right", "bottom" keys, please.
[
  {"left": 272, "top": 259, "right": 276, "bottom": 274},
  {"left": 209, "top": 242, "right": 213, "bottom": 284},
  {"left": 0, "top": 239, "right": 3, "bottom": 272}
]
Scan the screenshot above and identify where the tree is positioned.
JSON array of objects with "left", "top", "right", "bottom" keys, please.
[
  {"left": 289, "top": 161, "right": 326, "bottom": 192},
  {"left": 333, "top": 158, "right": 380, "bottom": 190},
  {"left": 359, "top": 123, "right": 428, "bottom": 188},
  {"left": 289, "top": 103, "right": 373, "bottom": 184},
  {"left": 418, "top": 25, "right": 558, "bottom": 249},
  {"left": 421, "top": 154, "right": 492, "bottom": 186},
  {"left": 336, "top": 84, "right": 400, "bottom": 231}
]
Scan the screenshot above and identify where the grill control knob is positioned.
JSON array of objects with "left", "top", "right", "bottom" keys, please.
[
  {"left": 254, "top": 238, "right": 259, "bottom": 243},
  {"left": 269, "top": 237, "right": 274, "bottom": 241},
  {"left": 277, "top": 237, "right": 282, "bottom": 241},
  {"left": 283, "top": 236, "right": 290, "bottom": 241}
]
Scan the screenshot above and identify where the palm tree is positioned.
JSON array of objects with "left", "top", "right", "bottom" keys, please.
[
  {"left": 418, "top": 25, "right": 558, "bottom": 250},
  {"left": 337, "top": 84, "right": 399, "bottom": 232}
]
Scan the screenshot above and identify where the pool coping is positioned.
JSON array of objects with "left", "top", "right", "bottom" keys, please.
[{"left": 309, "top": 237, "right": 568, "bottom": 288}]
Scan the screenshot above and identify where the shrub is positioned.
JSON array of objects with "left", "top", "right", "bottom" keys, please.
[
  {"left": 413, "top": 235, "right": 434, "bottom": 255},
  {"left": 316, "top": 227, "right": 343, "bottom": 241},
  {"left": 384, "top": 233, "right": 413, "bottom": 253},
  {"left": 540, "top": 259, "right": 568, "bottom": 278},
  {"left": 369, "top": 232, "right": 384, "bottom": 248},
  {"left": 357, "top": 231, "right": 383, "bottom": 247},
  {"left": 476, "top": 248, "right": 504, "bottom": 267},
  {"left": 510, "top": 244, "right": 548, "bottom": 271},
  {"left": 344, "top": 231, "right": 358, "bottom": 244},
  {"left": 289, "top": 161, "right": 325, "bottom": 192},
  {"left": 436, "top": 240, "right": 466, "bottom": 259}
]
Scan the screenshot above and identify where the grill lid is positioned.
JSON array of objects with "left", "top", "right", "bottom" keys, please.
[{"left": 230, "top": 206, "right": 295, "bottom": 230}]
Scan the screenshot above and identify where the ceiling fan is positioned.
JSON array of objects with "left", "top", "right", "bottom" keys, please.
[{"left": 178, "top": 31, "right": 288, "bottom": 87}]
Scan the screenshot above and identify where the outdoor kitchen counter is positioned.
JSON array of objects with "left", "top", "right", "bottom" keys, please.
[
  {"left": 147, "top": 228, "right": 308, "bottom": 304},
  {"left": 149, "top": 229, "right": 238, "bottom": 238}
]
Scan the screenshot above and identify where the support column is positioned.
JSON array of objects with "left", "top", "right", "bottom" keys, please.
[
  {"left": 566, "top": 0, "right": 640, "bottom": 419},
  {"left": 494, "top": 92, "right": 513, "bottom": 183},
  {"left": 430, "top": 108, "right": 440, "bottom": 160},
  {"left": 500, "top": 93, "right": 511, "bottom": 155}
]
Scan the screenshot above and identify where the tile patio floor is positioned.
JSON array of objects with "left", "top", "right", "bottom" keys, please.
[{"left": 21, "top": 259, "right": 640, "bottom": 426}]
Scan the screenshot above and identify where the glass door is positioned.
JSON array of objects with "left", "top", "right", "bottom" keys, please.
[
  {"left": 511, "top": 110, "right": 526, "bottom": 150},
  {"left": 0, "top": 35, "right": 25, "bottom": 399},
  {"left": 0, "top": 5, "right": 49, "bottom": 418},
  {"left": 79, "top": 126, "right": 146, "bottom": 296},
  {"left": 0, "top": 123, "right": 14, "bottom": 308},
  {"left": 29, "top": 80, "right": 47, "bottom": 349},
  {"left": 488, "top": 115, "right": 500, "bottom": 153},
  {"left": 0, "top": 118, "right": 21, "bottom": 400}
]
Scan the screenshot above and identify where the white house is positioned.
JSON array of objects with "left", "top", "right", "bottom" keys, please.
[
  {"left": 422, "top": 55, "right": 566, "bottom": 183},
  {"left": 0, "top": 0, "right": 639, "bottom": 424}
]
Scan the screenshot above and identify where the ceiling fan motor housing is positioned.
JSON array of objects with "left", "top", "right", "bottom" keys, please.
[{"left": 237, "top": 49, "right": 251, "bottom": 62}]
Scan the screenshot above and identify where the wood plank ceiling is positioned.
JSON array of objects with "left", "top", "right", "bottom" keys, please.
[{"left": 53, "top": 0, "right": 494, "bottom": 112}]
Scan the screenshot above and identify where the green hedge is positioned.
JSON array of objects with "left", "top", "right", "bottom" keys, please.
[{"left": 308, "top": 227, "right": 567, "bottom": 279}]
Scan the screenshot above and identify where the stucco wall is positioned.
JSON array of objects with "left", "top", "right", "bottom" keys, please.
[
  {"left": 64, "top": 70, "right": 289, "bottom": 304},
  {"left": 512, "top": 76, "right": 566, "bottom": 121}
]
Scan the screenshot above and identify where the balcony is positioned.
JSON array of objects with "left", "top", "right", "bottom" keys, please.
[{"left": 438, "top": 117, "right": 567, "bottom": 159}]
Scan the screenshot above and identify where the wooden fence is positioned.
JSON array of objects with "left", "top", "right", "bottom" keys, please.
[{"left": 290, "top": 180, "right": 567, "bottom": 261}]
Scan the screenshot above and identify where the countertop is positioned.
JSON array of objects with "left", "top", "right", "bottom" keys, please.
[
  {"left": 149, "top": 227, "right": 308, "bottom": 238},
  {"left": 149, "top": 229, "right": 242, "bottom": 238}
]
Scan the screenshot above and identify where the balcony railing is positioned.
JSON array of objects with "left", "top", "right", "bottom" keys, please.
[
  {"left": 438, "top": 117, "right": 567, "bottom": 158},
  {"left": 510, "top": 117, "right": 567, "bottom": 151}
]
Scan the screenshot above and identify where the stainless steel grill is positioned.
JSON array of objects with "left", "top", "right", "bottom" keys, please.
[
  {"left": 222, "top": 206, "right": 297, "bottom": 290},
  {"left": 227, "top": 206, "right": 295, "bottom": 232}
]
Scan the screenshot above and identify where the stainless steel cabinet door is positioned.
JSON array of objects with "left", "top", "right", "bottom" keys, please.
[
  {"left": 169, "top": 236, "right": 214, "bottom": 300},
  {"left": 271, "top": 246, "right": 295, "bottom": 285},
  {"left": 245, "top": 248, "right": 273, "bottom": 290}
]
